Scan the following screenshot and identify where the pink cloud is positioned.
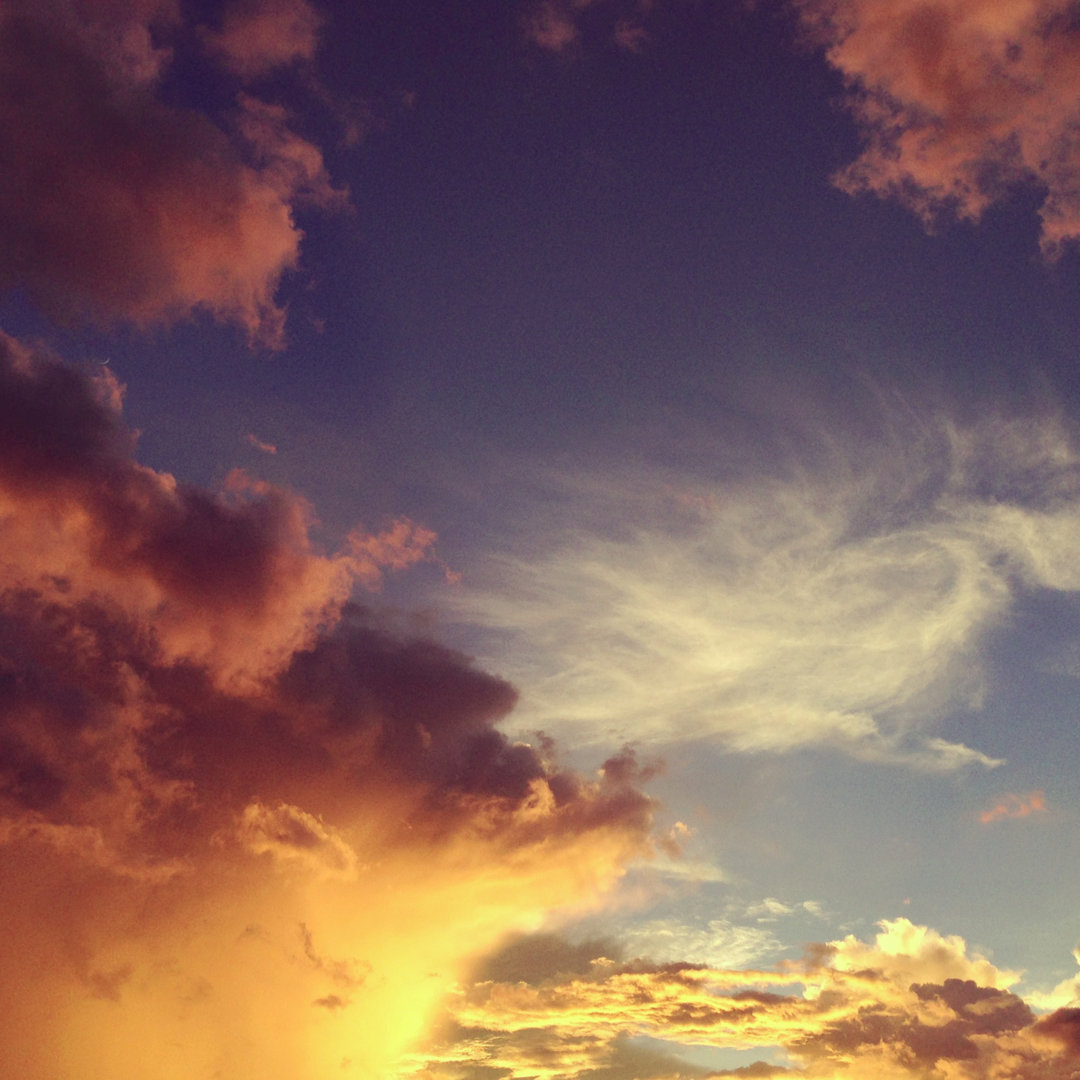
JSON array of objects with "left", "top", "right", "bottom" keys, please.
[
  {"left": 244, "top": 432, "right": 278, "bottom": 454},
  {"left": 979, "top": 789, "right": 1048, "bottom": 824},
  {"left": 0, "top": 335, "right": 431, "bottom": 687},
  {"left": 799, "top": 0, "right": 1080, "bottom": 255},
  {"left": 614, "top": 18, "right": 648, "bottom": 52},
  {"left": 525, "top": 1, "right": 582, "bottom": 51},
  {"left": 201, "top": 0, "right": 323, "bottom": 79},
  {"left": 0, "top": 0, "right": 342, "bottom": 348}
]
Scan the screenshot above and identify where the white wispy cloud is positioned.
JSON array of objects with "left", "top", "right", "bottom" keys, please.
[{"left": 452, "top": 410, "right": 1080, "bottom": 770}]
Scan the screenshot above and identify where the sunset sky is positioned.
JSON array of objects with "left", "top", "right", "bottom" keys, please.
[{"left": 3, "top": 1, "right": 1080, "bottom": 1078}]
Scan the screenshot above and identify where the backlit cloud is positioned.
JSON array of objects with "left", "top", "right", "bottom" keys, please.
[
  {"left": 0, "top": 0, "right": 342, "bottom": 347},
  {"left": 0, "top": 338, "right": 657, "bottom": 1079},
  {"left": 800, "top": 0, "right": 1080, "bottom": 255},
  {"left": 407, "top": 919, "right": 1080, "bottom": 1080},
  {"left": 453, "top": 410, "right": 1080, "bottom": 768}
]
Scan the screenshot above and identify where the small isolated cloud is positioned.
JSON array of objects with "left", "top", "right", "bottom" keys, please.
[
  {"left": 980, "top": 789, "right": 1048, "bottom": 824},
  {"left": 613, "top": 18, "right": 648, "bottom": 53},
  {"left": 800, "top": 0, "right": 1080, "bottom": 256},
  {"left": 245, "top": 432, "right": 278, "bottom": 454},
  {"left": 406, "top": 919, "right": 1079, "bottom": 1080},
  {"left": 525, "top": 0, "right": 581, "bottom": 51},
  {"left": 0, "top": 0, "right": 344, "bottom": 347}
]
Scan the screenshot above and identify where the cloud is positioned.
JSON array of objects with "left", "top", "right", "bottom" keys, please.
[
  {"left": 618, "top": 917, "right": 784, "bottom": 969},
  {"left": 525, "top": 1, "right": 583, "bottom": 51},
  {"left": 452, "top": 409, "right": 1080, "bottom": 768},
  {"left": 407, "top": 919, "right": 1080, "bottom": 1080},
  {"left": 0, "top": 0, "right": 342, "bottom": 347},
  {"left": 979, "top": 790, "right": 1048, "bottom": 824},
  {"left": 1025, "top": 947, "right": 1080, "bottom": 1013},
  {"left": 799, "top": 0, "right": 1080, "bottom": 255},
  {"left": 245, "top": 432, "right": 279, "bottom": 454},
  {"left": 201, "top": 0, "right": 323, "bottom": 78},
  {"left": 523, "top": 0, "right": 653, "bottom": 54},
  {"left": 0, "top": 337, "right": 658, "bottom": 1079},
  {"left": 0, "top": 332, "right": 437, "bottom": 688}
]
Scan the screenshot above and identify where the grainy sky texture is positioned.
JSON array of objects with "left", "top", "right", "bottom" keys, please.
[{"left": 3, "top": 2, "right": 1080, "bottom": 1079}]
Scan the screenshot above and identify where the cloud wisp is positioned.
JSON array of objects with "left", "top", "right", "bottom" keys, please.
[
  {"left": 0, "top": 338, "right": 658, "bottom": 1080},
  {"left": 452, "top": 409, "right": 1080, "bottom": 768},
  {"left": 406, "top": 918, "right": 1080, "bottom": 1080},
  {"left": 980, "top": 790, "right": 1048, "bottom": 824},
  {"left": 800, "top": 0, "right": 1080, "bottom": 255}
]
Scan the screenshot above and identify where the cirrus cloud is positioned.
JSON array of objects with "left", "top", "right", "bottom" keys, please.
[{"left": 451, "top": 408, "right": 1080, "bottom": 769}]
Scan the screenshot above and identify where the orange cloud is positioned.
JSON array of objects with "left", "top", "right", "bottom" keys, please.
[
  {"left": 407, "top": 920, "right": 1079, "bottom": 1080},
  {"left": 800, "top": 0, "right": 1080, "bottom": 256},
  {"left": 980, "top": 789, "right": 1048, "bottom": 824},
  {"left": 0, "top": 0, "right": 343, "bottom": 347},
  {"left": 0, "top": 337, "right": 658, "bottom": 1078}
]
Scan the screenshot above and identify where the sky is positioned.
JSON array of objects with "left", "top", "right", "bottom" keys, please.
[{"left": 4, "top": 1, "right": 1080, "bottom": 1078}]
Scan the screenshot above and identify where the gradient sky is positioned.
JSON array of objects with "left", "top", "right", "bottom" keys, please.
[{"left": 4, "top": 2, "right": 1080, "bottom": 1079}]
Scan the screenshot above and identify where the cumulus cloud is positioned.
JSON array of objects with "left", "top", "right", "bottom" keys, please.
[
  {"left": 800, "top": 0, "right": 1080, "bottom": 255},
  {"left": 452, "top": 410, "right": 1080, "bottom": 768},
  {"left": 0, "top": 338, "right": 657, "bottom": 1080},
  {"left": 406, "top": 919, "right": 1080, "bottom": 1080},
  {"left": 0, "top": 0, "right": 342, "bottom": 347},
  {"left": 0, "top": 332, "right": 439, "bottom": 687}
]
